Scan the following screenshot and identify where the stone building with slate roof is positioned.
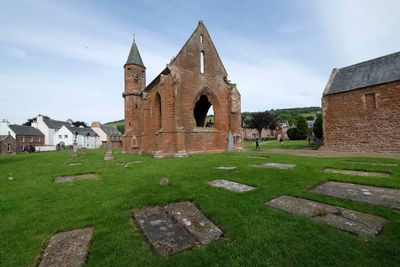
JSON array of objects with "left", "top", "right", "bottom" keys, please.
[
  {"left": 122, "top": 21, "right": 242, "bottom": 156},
  {"left": 0, "top": 134, "right": 16, "bottom": 154},
  {"left": 322, "top": 52, "right": 400, "bottom": 153},
  {"left": 91, "top": 121, "right": 123, "bottom": 148},
  {"left": 8, "top": 124, "right": 44, "bottom": 152}
]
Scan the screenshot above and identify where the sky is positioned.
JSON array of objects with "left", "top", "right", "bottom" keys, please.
[{"left": 1, "top": 0, "right": 399, "bottom": 124}]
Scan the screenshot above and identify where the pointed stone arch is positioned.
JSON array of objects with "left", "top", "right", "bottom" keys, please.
[{"left": 192, "top": 88, "right": 220, "bottom": 128}]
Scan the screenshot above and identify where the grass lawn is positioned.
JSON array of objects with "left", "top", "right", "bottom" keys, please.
[
  {"left": 1, "top": 149, "right": 400, "bottom": 266},
  {"left": 244, "top": 139, "right": 318, "bottom": 150}
]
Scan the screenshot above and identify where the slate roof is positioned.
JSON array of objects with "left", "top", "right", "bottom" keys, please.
[
  {"left": 325, "top": 51, "right": 400, "bottom": 95},
  {"left": 65, "top": 126, "right": 98, "bottom": 137},
  {"left": 43, "top": 118, "right": 70, "bottom": 130},
  {"left": 125, "top": 40, "right": 145, "bottom": 67},
  {"left": 9, "top": 125, "right": 44, "bottom": 136},
  {"left": 100, "top": 125, "right": 122, "bottom": 137}
]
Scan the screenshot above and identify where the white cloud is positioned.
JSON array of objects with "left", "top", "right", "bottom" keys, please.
[
  {"left": 227, "top": 59, "right": 325, "bottom": 112},
  {"left": 315, "top": 0, "right": 400, "bottom": 65}
]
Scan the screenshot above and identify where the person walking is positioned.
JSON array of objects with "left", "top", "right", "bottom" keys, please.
[{"left": 256, "top": 138, "right": 260, "bottom": 150}]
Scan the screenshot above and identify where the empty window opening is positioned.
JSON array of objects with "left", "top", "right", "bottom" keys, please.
[
  {"left": 194, "top": 95, "right": 214, "bottom": 127},
  {"left": 154, "top": 93, "right": 162, "bottom": 130},
  {"left": 365, "top": 93, "right": 377, "bottom": 111},
  {"left": 200, "top": 34, "right": 203, "bottom": 43},
  {"left": 200, "top": 51, "right": 205, "bottom": 74},
  {"left": 7, "top": 143, "right": 11, "bottom": 152}
]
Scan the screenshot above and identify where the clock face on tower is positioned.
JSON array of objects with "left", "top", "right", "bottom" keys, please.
[
  {"left": 127, "top": 68, "right": 133, "bottom": 78},
  {"left": 134, "top": 73, "right": 140, "bottom": 80}
]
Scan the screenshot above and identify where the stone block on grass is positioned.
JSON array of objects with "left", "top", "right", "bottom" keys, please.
[
  {"left": 209, "top": 179, "right": 256, "bottom": 193},
  {"left": 133, "top": 202, "right": 223, "bottom": 256},
  {"left": 38, "top": 227, "right": 93, "bottom": 267},
  {"left": 311, "top": 181, "right": 400, "bottom": 210},
  {"left": 266, "top": 195, "right": 384, "bottom": 238}
]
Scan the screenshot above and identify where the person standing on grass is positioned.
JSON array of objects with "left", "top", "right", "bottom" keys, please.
[
  {"left": 256, "top": 138, "right": 260, "bottom": 150},
  {"left": 277, "top": 133, "right": 283, "bottom": 146}
]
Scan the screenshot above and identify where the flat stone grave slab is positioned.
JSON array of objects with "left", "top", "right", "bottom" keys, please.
[
  {"left": 344, "top": 161, "right": 398, "bottom": 167},
  {"left": 39, "top": 227, "right": 93, "bottom": 267},
  {"left": 133, "top": 201, "right": 223, "bottom": 256},
  {"left": 266, "top": 196, "right": 385, "bottom": 238},
  {"left": 253, "top": 162, "right": 296, "bottom": 169},
  {"left": 209, "top": 179, "right": 256, "bottom": 193},
  {"left": 215, "top": 166, "right": 236, "bottom": 170},
  {"left": 323, "top": 168, "right": 390, "bottom": 177},
  {"left": 54, "top": 173, "right": 99, "bottom": 183},
  {"left": 247, "top": 155, "right": 270, "bottom": 159},
  {"left": 165, "top": 201, "right": 223, "bottom": 245},
  {"left": 68, "top": 163, "right": 82, "bottom": 166},
  {"left": 310, "top": 181, "right": 400, "bottom": 210}
]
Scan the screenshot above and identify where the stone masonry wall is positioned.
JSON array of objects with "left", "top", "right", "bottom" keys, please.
[
  {"left": 123, "top": 22, "right": 242, "bottom": 156},
  {"left": 322, "top": 81, "right": 400, "bottom": 153}
]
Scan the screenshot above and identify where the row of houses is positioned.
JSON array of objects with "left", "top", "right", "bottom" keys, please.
[{"left": 0, "top": 115, "right": 122, "bottom": 154}]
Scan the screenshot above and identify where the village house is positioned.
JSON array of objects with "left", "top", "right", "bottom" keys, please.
[
  {"left": 31, "top": 115, "right": 71, "bottom": 146},
  {"left": 54, "top": 125, "right": 100, "bottom": 149},
  {"left": 91, "top": 121, "right": 123, "bottom": 148},
  {"left": 0, "top": 134, "right": 16, "bottom": 155},
  {"left": 123, "top": 21, "right": 242, "bottom": 156},
  {"left": 0, "top": 121, "right": 45, "bottom": 152},
  {"left": 322, "top": 52, "right": 400, "bottom": 153}
]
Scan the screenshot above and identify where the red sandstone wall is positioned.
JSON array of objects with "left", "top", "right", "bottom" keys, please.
[
  {"left": 322, "top": 81, "right": 400, "bottom": 153},
  {"left": 123, "top": 22, "right": 242, "bottom": 156}
]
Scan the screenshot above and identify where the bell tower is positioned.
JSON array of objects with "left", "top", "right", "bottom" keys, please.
[{"left": 122, "top": 36, "right": 146, "bottom": 153}]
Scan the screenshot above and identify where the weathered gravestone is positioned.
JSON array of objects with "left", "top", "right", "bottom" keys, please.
[
  {"left": 310, "top": 181, "right": 400, "bottom": 210},
  {"left": 323, "top": 168, "right": 390, "bottom": 177},
  {"left": 209, "top": 179, "right": 256, "bottom": 193},
  {"left": 71, "top": 143, "right": 78, "bottom": 158},
  {"left": 104, "top": 140, "right": 114, "bottom": 161},
  {"left": 38, "top": 227, "right": 93, "bottom": 267},
  {"left": 227, "top": 131, "right": 235, "bottom": 151},
  {"left": 266, "top": 195, "right": 385, "bottom": 238},
  {"left": 133, "top": 201, "right": 222, "bottom": 256}
]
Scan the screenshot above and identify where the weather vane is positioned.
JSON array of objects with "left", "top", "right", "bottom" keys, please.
[{"left": 133, "top": 32, "right": 135, "bottom": 42}]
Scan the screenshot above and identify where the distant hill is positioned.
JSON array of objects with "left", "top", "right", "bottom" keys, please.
[
  {"left": 105, "top": 119, "right": 125, "bottom": 134},
  {"left": 270, "top": 107, "right": 321, "bottom": 125}
]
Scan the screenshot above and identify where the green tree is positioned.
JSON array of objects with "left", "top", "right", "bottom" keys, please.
[
  {"left": 296, "top": 116, "right": 308, "bottom": 140},
  {"left": 244, "top": 111, "right": 278, "bottom": 138},
  {"left": 313, "top": 113, "right": 323, "bottom": 139},
  {"left": 116, "top": 125, "right": 125, "bottom": 134}
]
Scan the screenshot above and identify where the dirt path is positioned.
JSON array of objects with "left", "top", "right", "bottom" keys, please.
[{"left": 245, "top": 148, "right": 400, "bottom": 160}]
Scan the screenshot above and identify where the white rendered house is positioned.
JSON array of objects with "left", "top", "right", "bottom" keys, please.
[
  {"left": 54, "top": 125, "right": 100, "bottom": 149},
  {"left": 31, "top": 115, "right": 71, "bottom": 146},
  {"left": 0, "top": 119, "right": 14, "bottom": 137},
  {"left": 91, "top": 121, "right": 123, "bottom": 147}
]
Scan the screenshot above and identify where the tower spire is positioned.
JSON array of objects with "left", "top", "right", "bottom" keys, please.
[{"left": 125, "top": 34, "right": 144, "bottom": 67}]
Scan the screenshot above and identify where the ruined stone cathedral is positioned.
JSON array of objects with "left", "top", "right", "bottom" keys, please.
[{"left": 122, "top": 21, "right": 242, "bottom": 156}]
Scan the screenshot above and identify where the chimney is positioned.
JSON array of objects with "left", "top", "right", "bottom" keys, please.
[{"left": 91, "top": 121, "right": 101, "bottom": 128}]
